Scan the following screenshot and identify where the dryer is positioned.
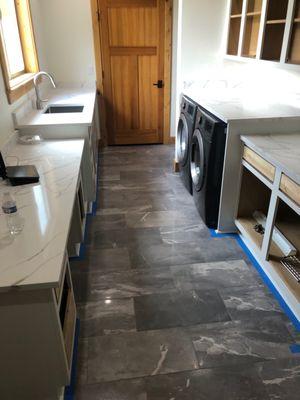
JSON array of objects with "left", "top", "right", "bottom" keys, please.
[
  {"left": 176, "top": 96, "right": 197, "bottom": 194},
  {"left": 190, "top": 106, "right": 227, "bottom": 228}
]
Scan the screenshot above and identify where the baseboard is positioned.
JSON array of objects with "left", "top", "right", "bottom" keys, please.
[{"left": 173, "top": 159, "right": 180, "bottom": 172}]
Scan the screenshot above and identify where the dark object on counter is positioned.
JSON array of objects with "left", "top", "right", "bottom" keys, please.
[
  {"left": 0, "top": 152, "right": 39, "bottom": 186},
  {"left": 254, "top": 224, "right": 265, "bottom": 235}
]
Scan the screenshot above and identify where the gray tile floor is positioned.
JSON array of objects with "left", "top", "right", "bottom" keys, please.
[{"left": 71, "top": 145, "right": 300, "bottom": 399}]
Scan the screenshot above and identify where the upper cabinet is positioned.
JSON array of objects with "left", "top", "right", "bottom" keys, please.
[
  {"left": 287, "top": 0, "right": 300, "bottom": 63},
  {"left": 226, "top": 0, "right": 300, "bottom": 66}
]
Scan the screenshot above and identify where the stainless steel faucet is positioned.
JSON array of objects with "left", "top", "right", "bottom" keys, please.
[{"left": 33, "top": 71, "right": 56, "bottom": 110}]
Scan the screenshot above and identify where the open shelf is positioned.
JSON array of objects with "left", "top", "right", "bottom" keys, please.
[
  {"left": 231, "top": 0, "right": 243, "bottom": 15},
  {"left": 236, "top": 216, "right": 300, "bottom": 303},
  {"left": 261, "top": 23, "right": 285, "bottom": 61},
  {"left": 268, "top": 199, "right": 300, "bottom": 301},
  {"left": 266, "top": 0, "right": 289, "bottom": 21},
  {"left": 287, "top": 0, "right": 300, "bottom": 64},
  {"left": 247, "top": 0, "right": 263, "bottom": 13},
  {"left": 237, "top": 168, "right": 272, "bottom": 247},
  {"left": 227, "top": 16, "right": 242, "bottom": 55},
  {"left": 242, "top": 14, "right": 261, "bottom": 57},
  {"left": 241, "top": 0, "right": 262, "bottom": 58},
  {"left": 260, "top": 0, "right": 288, "bottom": 61}
]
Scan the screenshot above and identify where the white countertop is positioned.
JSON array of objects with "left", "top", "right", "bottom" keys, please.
[
  {"left": 0, "top": 138, "right": 84, "bottom": 291},
  {"left": 15, "top": 88, "right": 96, "bottom": 128},
  {"left": 184, "top": 88, "right": 300, "bottom": 122},
  {"left": 241, "top": 133, "right": 300, "bottom": 185}
]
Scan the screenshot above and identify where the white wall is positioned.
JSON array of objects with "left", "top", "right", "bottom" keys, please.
[
  {"left": 0, "top": 0, "right": 48, "bottom": 148},
  {"left": 181, "top": 0, "right": 228, "bottom": 81},
  {"left": 38, "top": 0, "right": 96, "bottom": 86}
]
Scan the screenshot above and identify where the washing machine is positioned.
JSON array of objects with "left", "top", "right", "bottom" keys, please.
[
  {"left": 176, "top": 96, "right": 197, "bottom": 194},
  {"left": 190, "top": 106, "right": 227, "bottom": 228}
]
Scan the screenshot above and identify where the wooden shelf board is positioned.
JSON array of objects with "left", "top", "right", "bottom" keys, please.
[
  {"left": 266, "top": 19, "right": 286, "bottom": 24},
  {"left": 247, "top": 11, "right": 261, "bottom": 17},
  {"left": 294, "top": 18, "right": 300, "bottom": 23},
  {"left": 231, "top": 14, "right": 242, "bottom": 18},
  {"left": 242, "top": 54, "right": 257, "bottom": 58},
  {"left": 236, "top": 216, "right": 264, "bottom": 250},
  {"left": 236, "top": 217, "right": 300, "bottom": 303}
]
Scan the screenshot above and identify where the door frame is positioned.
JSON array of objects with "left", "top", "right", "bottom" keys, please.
[{"left": 90, "top": 0, "right": 174, "bottom": 145}]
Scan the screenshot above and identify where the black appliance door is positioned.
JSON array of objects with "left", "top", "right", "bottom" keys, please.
[
  {"left": 176, "top": 113, "right": 189, "bottom": 165},
  {"left": 190, "top": 129, "right": 205, "bottom": 192}
]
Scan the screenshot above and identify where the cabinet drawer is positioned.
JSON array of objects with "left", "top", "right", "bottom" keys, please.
[
  {"left": 280, "top": 174, "right": 300, "bottom": 206},
  {"left": 243, "top": 146, "right": 275, "bottom": 182}
]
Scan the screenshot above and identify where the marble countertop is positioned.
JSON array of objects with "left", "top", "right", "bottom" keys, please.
[
  {"left": 15, "top": 88, "right": 96, "bottom": 128},
  {"left": 184, "top": 88, "right": 300, "bottom": 122},
  {"left": 241, "top": 133, "right": 300, "bottom": 185},
  {"left": 0, "top": 138, "right": 84, "bottom": 291}
]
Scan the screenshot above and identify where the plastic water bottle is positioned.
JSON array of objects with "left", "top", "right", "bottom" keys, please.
[{"left": 2, "top": 192, "right": 23, "bottom": 235}]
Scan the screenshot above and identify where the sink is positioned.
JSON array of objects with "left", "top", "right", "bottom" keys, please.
[{"left": 44, "top": 105, "right": 84, "bottom": 114}]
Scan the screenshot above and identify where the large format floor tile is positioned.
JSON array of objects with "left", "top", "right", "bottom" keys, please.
[
  {"left": 71, "top": 247, "right": 131, "bottom": 273},
  {"left": 90, "top": 227, "right": 163, "bottom": 250},
  {"left": 188, "top": 317, "right": 296, "bottom": 368},
  {"left": 77, "top": 298, "right": 136, "bottom": 338},
  {"left": 128, "top": 238, "right": 247, "bottom": 269},
  {"left": 171, "top": 260, "right": 261, "bottom": 290},
  {"left": 134, "top": 289, "right": 230, "bottom": 331},
  {"left": 219, "top": 285, "right": 285, "bottom": 321},
  {"left": 257, "top": 357, "right": 300, "bottom": 400},
  {"left": 75, "top": 365, "right": 270, "bottom": 400},
  {"left": 87, "top": 328, "right": 198, "bottom": 383},
  {"left": 72, "top": 268, "right": 176, "bottom": 302},
  {"left": 144, "top": 366, "right": 270, "bottom": 400}
]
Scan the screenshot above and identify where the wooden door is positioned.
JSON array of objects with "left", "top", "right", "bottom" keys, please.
[{"left": 98, "top": 0, "right": 167, "bottom": 145}]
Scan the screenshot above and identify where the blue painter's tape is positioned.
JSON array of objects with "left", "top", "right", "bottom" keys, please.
[
  {"left": 236, "top": 235, "right": 300, "bottom": 332},
  {"left": 290, "top": 344, "right": 300, "bottom": 354},
  {"left": 64, "top": 318, "right": 80, "bottom": 400},
  {"left": 209, "top": 229, "right": 237, "bottom": 238},
  {"left": 209, "top": 228, "right": 300, "bottom": 333}
]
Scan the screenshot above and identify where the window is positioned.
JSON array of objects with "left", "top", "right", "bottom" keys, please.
[{"left": 0, "top": 0, "right": 39, "bottom": 103}]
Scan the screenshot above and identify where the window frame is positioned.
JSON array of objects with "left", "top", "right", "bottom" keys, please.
[{"left": 0, "top": 0, "right": 39, "bottom": 104}]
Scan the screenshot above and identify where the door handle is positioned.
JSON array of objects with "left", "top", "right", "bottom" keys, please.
[{"left": 153, "top": 80, "right": 164, "bottom": 89}]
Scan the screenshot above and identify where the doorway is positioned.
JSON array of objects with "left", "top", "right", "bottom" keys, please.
[{"left": 91, "top": 0, "right": 173, "bottom": 145}]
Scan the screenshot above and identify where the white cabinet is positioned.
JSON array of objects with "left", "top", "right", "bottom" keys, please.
[
  {"left": 226, "top": 0, "right": 300, "bottom": 66},
  {"left": 0, "top": 256, "right": 77, "bottom": 400}
]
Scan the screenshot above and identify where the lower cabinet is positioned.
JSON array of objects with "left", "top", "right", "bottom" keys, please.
[
  {"left": 236, "top": 144, "right": 300, "bottom": 322},
  {"left": 0, "top": 254, "right": 77, "bottom": 400}
]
